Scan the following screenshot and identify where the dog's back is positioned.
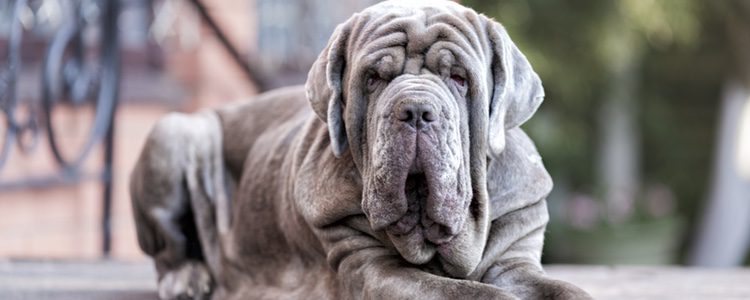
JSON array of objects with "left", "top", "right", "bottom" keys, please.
[{"left": 215, "top": 86, "right": 312, "bottom": 180}]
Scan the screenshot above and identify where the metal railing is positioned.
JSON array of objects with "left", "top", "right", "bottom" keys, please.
[
  {"left": 0, "top": 0, "right": 363, "bottom": 257},
  {"left": 0, "top": 0, "right": 120, "bottom": 256}
]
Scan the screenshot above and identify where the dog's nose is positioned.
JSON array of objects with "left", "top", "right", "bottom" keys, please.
[{"left": 396, "top": 102, "right": 436, "bottom": 128}]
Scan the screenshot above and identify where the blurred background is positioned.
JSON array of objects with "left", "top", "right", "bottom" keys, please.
[{"left": 0, "top": 0, "right": 748, "bottom": 267}]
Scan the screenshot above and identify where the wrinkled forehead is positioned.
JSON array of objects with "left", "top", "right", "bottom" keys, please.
[
  {"left": 363, "top": 0, "right": 470, "bottom": 23},
  {"left": 349, "top": 0, "right": 487, "bottom": 76}
]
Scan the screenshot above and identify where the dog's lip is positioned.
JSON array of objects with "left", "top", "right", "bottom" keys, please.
[
  {"left": 385, "top": 223, "right": 437, "bottom": 265},
  {"left": 407, "top": 144, "right": 425, "bottom": 175},
  {"left": 386, "top": 220, "right": 417, "bottom": 236}
]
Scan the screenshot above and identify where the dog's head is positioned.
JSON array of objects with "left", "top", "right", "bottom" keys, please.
[{"left": 305, "top": 0, "right": 543, "bottom": 277}]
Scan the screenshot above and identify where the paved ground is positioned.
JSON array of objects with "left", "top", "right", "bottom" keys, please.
[
  {"left": 2, "top": 260, "right": 749, "bottom": 299},
  {"left": 0, "top": 260, "right": 156, "bottom": 300}
]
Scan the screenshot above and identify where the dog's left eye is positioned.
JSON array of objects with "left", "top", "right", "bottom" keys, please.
[
  {"left": 450, "top": 74, "right": 466, "bottom": 87},
  {"left": 367, "top": 74, "right": 384, "bottom": 91}
]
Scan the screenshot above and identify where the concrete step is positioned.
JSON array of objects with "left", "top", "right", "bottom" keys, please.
[{"left": 2, "top": 260, "right": 750, "bottom": 299}]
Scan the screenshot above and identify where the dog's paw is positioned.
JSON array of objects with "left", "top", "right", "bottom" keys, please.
[
  {"left": 158, "top": 261, "right": 213, "bottom": 300},
  {"left": 538, "top": 279, "right": 593, "bottom": 300}
]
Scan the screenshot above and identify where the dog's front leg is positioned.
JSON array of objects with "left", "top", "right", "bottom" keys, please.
[
  {"left": 315, "top": 217, "right": 517, "bottom": 300},
  {"left": 337, "top": 248, "right": 518, "bottom": 300},
  {"left": 478, "top": 200, "right": 592, "bottom": 300},
  {"left": 482, "top": 259, "right": 591, "bottom": 300}
]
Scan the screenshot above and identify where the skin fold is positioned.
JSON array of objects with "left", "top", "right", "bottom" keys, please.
[{"left": 129, "top": 1, "right": 592, "bottom": 299}]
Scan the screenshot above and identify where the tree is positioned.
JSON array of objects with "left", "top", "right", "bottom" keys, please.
[
  {"left": 465, "top": 0, "right": 733, "bottom": 263},
  {"left": 689, "top": 0, "right": 750, "bottom": 266}
]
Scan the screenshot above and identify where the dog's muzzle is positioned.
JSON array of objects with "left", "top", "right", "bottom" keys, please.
[{"left": 363, "top": 75, "right": 471, "bottom": 263}]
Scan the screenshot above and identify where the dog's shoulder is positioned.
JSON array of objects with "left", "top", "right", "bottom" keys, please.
[{"left": 293, "top": 131, "right": 363, "bottom": 228}]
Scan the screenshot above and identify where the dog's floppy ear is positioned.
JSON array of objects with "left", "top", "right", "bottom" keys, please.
[
  {"left": 485, "top": 19, "right": 545, "bottom": 158},
  {"left": 306, "top": 16, "right": 359, "bottom": 158}
]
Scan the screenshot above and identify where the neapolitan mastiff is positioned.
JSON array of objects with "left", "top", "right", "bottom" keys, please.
[{"left": 130, "top": 1, "right": 591, "bottom": 299}]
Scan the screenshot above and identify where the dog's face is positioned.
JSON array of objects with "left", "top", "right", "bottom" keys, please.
[{"left": 306, "top": 0, "right": 544, "bottom": 277}]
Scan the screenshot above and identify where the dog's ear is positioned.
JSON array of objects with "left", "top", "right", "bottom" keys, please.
[
  {"left": 485, "top": 19, "right": 545, "bottom": 158},
  {"left": 306, "top": 16, "right": 359, "bottom": 158}
]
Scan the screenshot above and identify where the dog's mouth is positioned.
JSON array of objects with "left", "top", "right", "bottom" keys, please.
[
  {"left": 382, "top": 169, "right": 439, "bottom": 265},
  {"left": 365, "top": 120, "right": 469, "bottom": 265},
  {"left": 386, "top": 172, "right": 427, "bottom": 236}
]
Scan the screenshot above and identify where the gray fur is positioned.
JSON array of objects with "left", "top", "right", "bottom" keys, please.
[{"left": 130, "top": 1, "right": 591, "bottom": 299}]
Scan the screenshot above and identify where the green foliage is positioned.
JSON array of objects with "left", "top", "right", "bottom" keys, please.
[{"left": 463, "top": 0, "right": 730, "bottom": 228}]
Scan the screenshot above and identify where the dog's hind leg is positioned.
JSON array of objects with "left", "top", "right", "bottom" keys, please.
[{"left": 130, "top": 112, "right": 225, "bottom": 300}]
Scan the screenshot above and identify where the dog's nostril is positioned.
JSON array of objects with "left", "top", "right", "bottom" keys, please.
[
  {"left": 422, "top": 111, "right": 435, "bottom": 122},
  {"left": 398, "top": 109, "right": 414, "bottom": 122},
  {"left": 397, "top": 102, "right": 436, "bottom": 127}
]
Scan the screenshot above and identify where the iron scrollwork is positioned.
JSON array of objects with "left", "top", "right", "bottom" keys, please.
[
  {"left": 0, "top": 0, "right": 121, "bottom": 255},
  {"left": 0, "top": 0, "right": 28, "bottom": 166}
]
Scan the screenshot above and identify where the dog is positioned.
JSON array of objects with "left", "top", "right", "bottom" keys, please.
[{"left": 130, "top": 1, "right": 592, "bottom": 299}]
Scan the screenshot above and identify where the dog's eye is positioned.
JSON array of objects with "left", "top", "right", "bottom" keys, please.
[
  {"left": 367, "top": 74, "right": 384, "bottom": 91},
  {"left": 450, "top": 74, "right": 466, "bottom": 87}
]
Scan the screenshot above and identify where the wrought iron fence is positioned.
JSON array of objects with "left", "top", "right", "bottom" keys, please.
[
  {"left": 0, "top": 0, "right": 375, "bottom": 257},
  {"left": 0, "top": 0, "right": 120, "bottom": 255},
  {"left": 0, "top": 0, "right": 260, "bottom": 258}
]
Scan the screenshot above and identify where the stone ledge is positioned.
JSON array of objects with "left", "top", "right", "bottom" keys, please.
[
  {"left": 2, "top": 260, "right": 749, "bottom": 299},
  {"left": 546, "top": 265, "right": 750, "bottom": 300}
]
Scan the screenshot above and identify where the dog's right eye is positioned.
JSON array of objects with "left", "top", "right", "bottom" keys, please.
[{"left": 450, "top": 74, "right": 466, "bottom": 87}]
